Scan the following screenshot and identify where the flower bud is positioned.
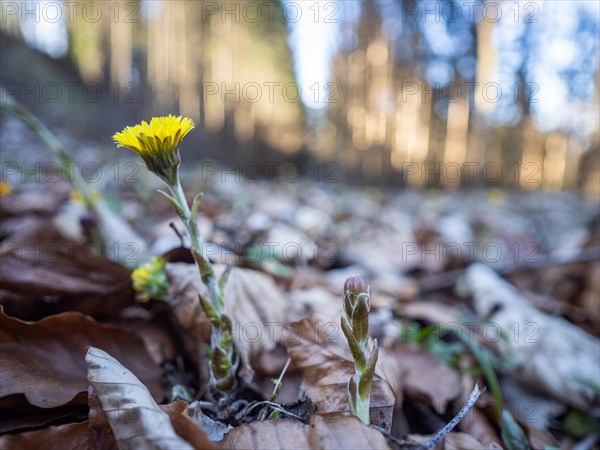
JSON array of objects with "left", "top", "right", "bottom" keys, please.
[
  {"left": 344, "top": 275, "right": 370, "bottom": 316},
  {"left": 344, "top": 275, "right": 368, "bottom": 295}
]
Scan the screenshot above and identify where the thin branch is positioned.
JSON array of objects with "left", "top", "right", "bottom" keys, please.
[
  {"left": 235, "top": 401, "right": 303, "bottom": 422},
  {"left": 423, "top": 384, "right": 485, "bottom": 450}
]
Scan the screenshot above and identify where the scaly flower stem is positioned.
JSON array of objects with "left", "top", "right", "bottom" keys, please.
[
  {"left": 165, "top": 176, "right": 237, "bottom": 391},
  {"left": 168, "top": 178, "right": 221, "bottom": 307}
]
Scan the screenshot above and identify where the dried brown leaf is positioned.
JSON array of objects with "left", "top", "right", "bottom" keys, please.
[
  {"left": 162, "top": 400, "right": 217, "bottom": 450},
  {"left": 395, "top": 343, "right": 462, "bottom": 414},
  {"left": 0, "top": 219, "right": 133, "bottom": 320},
  {"left": 307, "top": 413, "right": 391, "bottom": 450},
  {"left": 88, "top": 384, "right": 215, "bottom": 450},
  {"left": 86, "top": 346, "right": 213, "bottom": 450},
  {"left": 407, "top": 432, "right": 501, "bottom": 450},
  {"left": 443, "top": 432, "right": 495, "bottom": 449},
  {"left": 218, "top": 418, "right": 310, "bottom": 449},
  {"left": 0, "top": 308, "right": 162, "bottom": 408},
  {"left": 0, "top": 395, "right": 88, "bottom": 433},
  {"left": 0, "top": 421, "right": 95, "bottom": 450}
]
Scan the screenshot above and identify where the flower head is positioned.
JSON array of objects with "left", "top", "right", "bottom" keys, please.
[
  {"left": 0, "top": 180, "right": 13, "bottom": 197},
  {"left": 131, "top": 257, "right": 169, "bottom": 302},
  {"left": 113, "top": 115, "right": 195, "bottom": 185}
]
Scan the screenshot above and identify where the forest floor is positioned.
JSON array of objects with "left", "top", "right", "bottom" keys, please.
[{"left": 1, "top": 113, "right": 599, "bottom": 450}]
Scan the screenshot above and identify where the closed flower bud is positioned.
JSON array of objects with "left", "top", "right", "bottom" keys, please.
[
  {"left": 344, "top": 275, "right": 368, "bottom": 295},
  {"left": 344, "top": 275, "right": 370, "bottom": 316}
]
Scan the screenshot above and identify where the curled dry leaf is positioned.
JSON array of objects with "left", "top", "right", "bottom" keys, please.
[
  {"left": 88, "top": 386, "right": 213, "bottom": 450},
  {"left": 161, "top": 400, "right": 217, "bottom": 450},
  {"left": 0, "top": 308, "right": 162, "bottom": 409},
  {"left": 466, "top": 264, "right": 600, "bottom": 411},
  {"left": 166, "top": 263, "right": 287, "bottom": 377},
  {"left": 307, "top": 413, "right": 391, "bottom": 450},
  {"left": 284, "top": 316, "right": 398, "bottom": 432},
  {"left": 0, "top": 396, "right": 88, "bottom": 433},
  {"left": 218, "top": 418, "right": 310, "bottom": 450},
  {"left": 0, "top": 421, "right": 95, "bottom": 450},
  {"left": 86, "top": 346, "right": 214, "bottom": 450},
  {"left": 0, "top": 219, "right": 134, "bottom": 320}
]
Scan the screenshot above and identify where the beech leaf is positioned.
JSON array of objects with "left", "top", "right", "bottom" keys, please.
[
  {"left": 307, "top": 413, "right": 390, "bottom": 450},
  {"left": 86, "top": 346, "right": 199, "bottom": 450},
  {"left": 0, "top": 308, "right": 161, "bottom": 409}
]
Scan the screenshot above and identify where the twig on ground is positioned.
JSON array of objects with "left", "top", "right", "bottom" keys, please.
[
  {"left": 422, "top": 384, "right": 485, "bottom": 450},
  {"left": 371, "top": 384, "right": 484, "bottom": 449},
  {"left": 235, "top": 401, "right": 303, "bottom": 421}
]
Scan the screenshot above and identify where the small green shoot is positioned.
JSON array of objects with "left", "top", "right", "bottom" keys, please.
[{"left": 341, "top": 275, "right": 378, "bottom": 424}]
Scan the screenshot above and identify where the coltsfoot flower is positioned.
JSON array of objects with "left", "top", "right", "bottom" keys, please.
[
  {"left": 113, "top": 115, "right": 195, "bottom": 185},
  {"left": 114, "top": 116, "right": 237, "bottom": 393},
  {"left": 131, "top": 256, "right": 169, "bottom": 302},
  {"left": 0, "top": 180, "right": 13, "bottom": 197}
]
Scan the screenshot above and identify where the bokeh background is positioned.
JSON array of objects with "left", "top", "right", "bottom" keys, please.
[{"left": 1, "top": 0, "right": 599, "bottom": 194}]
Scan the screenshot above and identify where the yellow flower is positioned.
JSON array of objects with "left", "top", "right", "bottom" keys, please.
[
  {"left": 113, "top": 115, "right": 195, "bottom": 185},
  {"left": 0, "top": 180, "right": 12, "bottom": 197},
  {"left": 131, "top": 257, "right": 169, "bottom": 302}
]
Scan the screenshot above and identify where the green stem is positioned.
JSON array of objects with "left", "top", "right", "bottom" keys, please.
[
  {"left": 168, "top": 177, "right": 222, "bottom": 312},
  {"left": 166, "top": 175, "right": 236, "bottom": 391},
  {"left": 354, "top": 375, "right": 370, "bottom": 424}
]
